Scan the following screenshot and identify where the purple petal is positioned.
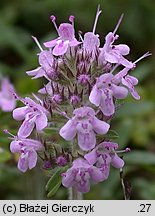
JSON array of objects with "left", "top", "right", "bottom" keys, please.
[
  {"left": 77, "top": 130, "right": 96, "bottom": 151},
  {"left": 1, "top": 78, "right": 15, "bottom": 92},
  {"left": 83, "top": 32, "right": 100, "bottom": 53},
  {"left": 58, "top": 23, "right": 75, "bottom": 41},
  {"left": 84, "top": 150, "right": 97, "bottom": 165},
  {"left": 89, "top": 85, "right": 101, "bottom": 106},
  {"left": 53, "top": 41, "right": 69, "bottom": 56},
  {"left": 18, "top": 118, "right": 35, "bottom": 138},
  {"left": 75, "top": 179, "right": 90, "bottom": 193},
  {"left": 62, "top": 168, "right": 77, "bottom": 188},
  {"left": 0, "top": 98, "right": 16, "bottom": 112},
  {"left": 114, "top": 44, "right": 130, "bottom": 55},
  {"left": 114, "top": 68, "right": 129, "bottom": 84},
  {"left": 119, "top": 56, "right": 134, "bottom": 68},
  {"left": 73, "top": 107, "right": 95, "bottom": 117},
  {"left": 72, "top": 158, "right": 90, "bottom": 168},
  {"left": 35, "top": 113, "right": 48, "bottom": 131},
  {"left": 39, "top": 50, "right": 53, "bottom": 67},
  {"left": 28, "top": 150, "right": 38, "bottom": 169},
  {"left": 92, "top": 117, "right": 110, "bottom": 134},
  {"left": 99, "top": 73, "right": 114, "bottom": 83},
  {"left": 100, "top": 164, "right": 110, "bottom": 180},
  {"left": 100, "top": 90, "right": 115, "bottom": 116},
  {"left": 69, "top": 39, "right": 81, "bottom": 46},
  {"left": 10, "top": 140, "right": 21, "bottom": 153},
  {"left": 18, "top": 155, "right": 28, "bottom": 173},
  {"left": 13, "top": 106, "right": 29, "bottom": 121},
  {"left": 104, "top": 52, "right": 118, "bottom": 63},
  {"left": 38, "top": 82, "right": 53, "bottom": 95},
  {"left": 126, "top": 75, "right": 138, "bottom": 85},
  {"left": 122, "top": 77, "right": 140, "bottom": 100},
  {"left": 26, "top": 67, "right": 45, "bottom": 79},
  {"left": 23, "top": 139, "right": 43, "bottom": 151},
  {"left": 111, "top": 84, "right": 128, "bottom": 99},
  {"left": 59, "top": 120, "right": 77, "bottom": 141},
  {"left": 111, "top": 154, "right": 124, "bottom": 169},
  {"left": 104, "top": 32, "right": 115, "bottom": 49},
  {"left": 89, "top": 167, "right": 105, "bottom": 183},
  {"left": 43, "top": 38, "right": 58, "bottom": 48}
]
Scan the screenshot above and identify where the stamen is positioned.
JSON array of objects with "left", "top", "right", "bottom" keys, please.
[
  {"left": 32, "top": 93, "right": 42, "bottom": 104},
  {"left": 50, "top": 15, "right": 58, "bottom": 32},
  {"left": 113, "top": 13, "right": 124, "bottom": 35},
  {"left": 134, "top": 52, "right": 152, "bottom": 64},
  {"left": 92, "top": 4, "right": 102, "bottom": 34},
  {"left": 110, "top": 64, "right": 119, "bottom": 74},
  {"left": 12, "top": 93, "right": 26, "bottom": 105},
  {"left": 3, "top": 129, "right": 15, "bottom": 138},
  {"left": 69, "top": 15, "right": 75, "bottom": 26},
  {"left": 116, "top": 148, "right": 131, "bottom": 153},
  {"left": 32, "top": 36, "right": 43, "bottom": 51}
]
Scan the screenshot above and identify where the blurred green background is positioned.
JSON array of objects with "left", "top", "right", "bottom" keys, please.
[{"left": 0, "top": 0, "right": 155, "bottom": 200}]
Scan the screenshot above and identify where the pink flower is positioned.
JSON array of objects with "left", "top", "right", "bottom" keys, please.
[
  {"left": 13, "top": 97, "right": 48, "bottom": 138},
  {"left": 62, "top": 158, "right": 105, "bottom": 193},
  {"left": 83, "top": 32, "right": 100, "bottom": 57},
  {"left": 99, "top": 32, "right": 133, "bottom": 68},
  {"left": 26, "top": 50, "right": 55, "bottom": 80},
  {"left": 0, "top": 78, "right": 16, "bottom": 112},
  {"left": 10, "top": 136, "right": 43, "bottom": 172},
  {"left": 84, "top": 141, "right": 125, "bottom": 179},
  {"left": 115, "top": 67, "right": 140, "bottom": 100},
  {"left": 59, "top": 107, "right": 110, "bottom": 151},
  {"left": 44, "top": 16, "right": 80, "bottom": 56},
  {"left": 89, "top": 73, "right": 128, "bottom": 116}
]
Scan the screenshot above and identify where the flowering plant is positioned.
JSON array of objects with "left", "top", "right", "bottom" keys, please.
[{"left": 3, "top": 5, "right": 151, "bottom": 199}]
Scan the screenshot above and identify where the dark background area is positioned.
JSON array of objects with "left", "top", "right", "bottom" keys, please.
[{"left": 0, "top": 0, "right": 155, "bottom": 199}]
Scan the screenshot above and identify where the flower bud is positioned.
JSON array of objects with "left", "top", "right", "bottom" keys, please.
[
  {"left": 70, "top": 95, "right": 80, "bottom": 105},
  {"left": 56, "top": 155, "right": 68, "bottom": 167}
]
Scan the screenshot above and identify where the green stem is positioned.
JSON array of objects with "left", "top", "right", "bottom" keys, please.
[{"left": 68, "top": 187, "right": 83, "bottom": 200}]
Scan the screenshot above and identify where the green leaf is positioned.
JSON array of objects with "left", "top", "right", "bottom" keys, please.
[
  {"left": 46, "top": 166, "right": 69, "bottom": 198},
  {"left": 47, "top": 181, "right": 61, "bottom": 198},
  {"left": 125, "top": 151, "right": 155, "bottom": 165}
]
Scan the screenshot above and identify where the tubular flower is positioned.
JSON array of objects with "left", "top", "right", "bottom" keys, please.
[
  {"left": 114, "top": 67, "right": 140, "bottom": 100},
  {"left": 44, "top": 16, "right": 80, "bottom": 56},
  {"left": 10, "top": 136, "right": 43, "bottom": 172},
  {"left": 62, "top": 158, "right": 105, "bottom": 193},
  {"left": 59, "top": 106, "right": 110, "bottom": 151},
  {"left": 99, "top": 32, "right": 134, "bottom": 68},
  {"left": 0, "top": 78, "right": 16, "bottom": 112},
  {"left": 13, "top": 97, "right": 48, "bottom": 138},
  {"left": 89, "top": 73, "right": 128, "bottom": 116},
  {"left": 26, "top": 50, "right": 55, "bottom": 80},
  {"left": 83, "top": 32, "right": 100, "bottom": 57},
  {"left": 84, "top": 141, "right": 125, "bottom": 179}
]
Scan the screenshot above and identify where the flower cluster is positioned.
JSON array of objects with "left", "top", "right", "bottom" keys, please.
[
  {"left": 0, "top": 78, "right": 16, "bottom": 112},
  {"left": 5, "top": 6, "right": 150, "bottom": 194}
]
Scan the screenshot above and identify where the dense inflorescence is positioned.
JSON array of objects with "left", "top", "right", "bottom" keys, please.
[{"left": 4, "top": 6, "right": 151, "bottom": 194}]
